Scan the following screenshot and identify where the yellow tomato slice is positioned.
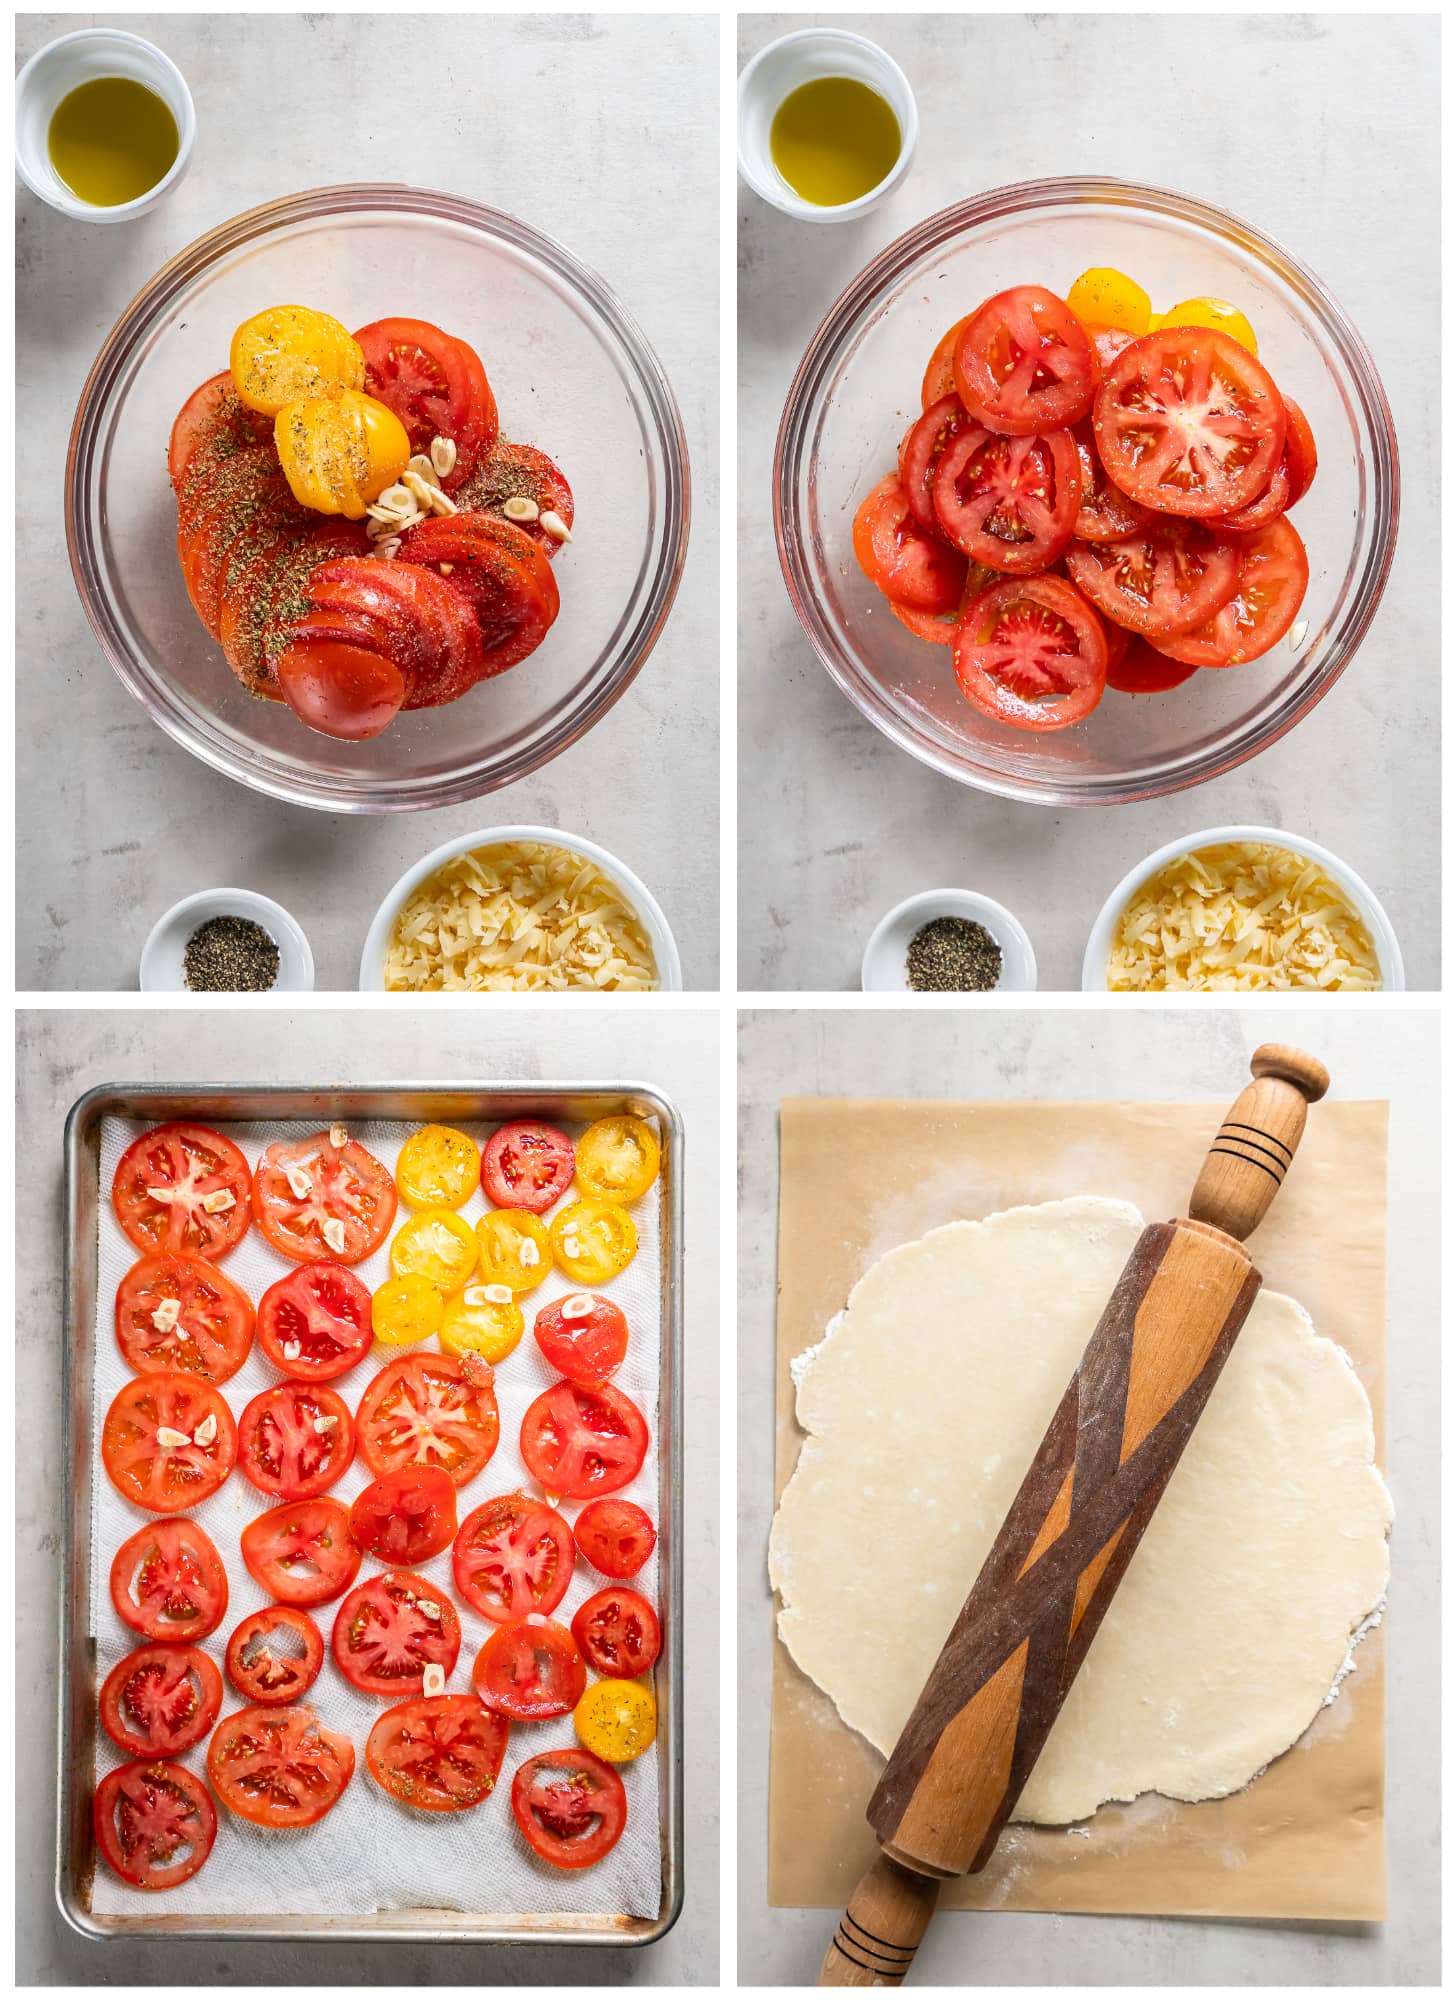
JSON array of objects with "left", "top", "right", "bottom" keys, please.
[
  {"left": 390, "top": 1207, "right": 478, "bottom": 1295},
  {"left": 1065, "top": 267, "right": 1151, "bottom": 337},
  {"left": 396, "top": 1125, "right": 481, "bottom": 1210},
  {"left": 474, "top": 1209, "right": 552, "bottom": 1294},
  {"left": 229, "top": 304, "right": 365, "bottom": 417},
  {"left": 574, "top": 1116, "right": 661, "bottom": 1204},
  {"left": 1155, "top": 297, "right": 1259, "bottom": 356},
  {"left": 550, "top": 1198, "right": 637, "bottom": 1283},
  {"left": 274, "top": 388, "right": 410, "bottom": 518},
  {"left": 439, "top": 1285, "right": 525, "bottom": 1364},
  {"left": 372, "top": 1272, "right": 443, "bottom": 1346},
  {"left": 574, "top": 1678, "right": 657, "bottom": 1763}
]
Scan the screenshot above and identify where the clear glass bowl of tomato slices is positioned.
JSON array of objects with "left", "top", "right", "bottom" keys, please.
[
  {"left": 67, "top": 184, "right": 689, "bottom": 811},
  {"left": 774, "top": 177, "right": 1398, "bottom": 805}
]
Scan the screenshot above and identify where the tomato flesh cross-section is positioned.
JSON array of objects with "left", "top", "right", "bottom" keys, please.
[
  {"left": 951, "top": 574, "right": 1108, "bottom": 732},
  {"left": 366, "top": 1694, "right": 509, "bottom": 1812},
  {"left": 452, "top": 1491, "right": 576, "bottom": 1623}
]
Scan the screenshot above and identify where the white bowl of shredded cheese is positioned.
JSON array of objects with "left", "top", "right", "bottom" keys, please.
[
  {"left": 360, "top": 827, "right": 682, "bottom": 993},
  {"left": 1083, "top": 826, "right": 1403, "bottom": 993}
]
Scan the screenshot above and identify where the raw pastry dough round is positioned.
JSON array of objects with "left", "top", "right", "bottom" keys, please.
[{"left": 769, "top": 1197, "right": 1392, "bottom": 1824}]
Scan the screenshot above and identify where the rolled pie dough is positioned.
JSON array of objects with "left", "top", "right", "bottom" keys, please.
[{"left": 769, "top": 1198, "right": 1392, "bottom": 1825}]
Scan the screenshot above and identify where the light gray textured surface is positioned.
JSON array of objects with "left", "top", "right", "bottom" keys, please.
[
  {"left": 737, "top": 13, "right": 1440, "bottom": 991},
  {"left": 737, "top": 1006, "right": 1440, "bottom": 1984},
  {"left": 17, "top": 12, "right": 719, "bottom": 991},
  {"left": 17, "top": 1006, "right": 721, "bottom": 1985}
]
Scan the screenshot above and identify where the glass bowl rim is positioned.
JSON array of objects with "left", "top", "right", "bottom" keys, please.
[
  {"left": 772, "top": 173, "right": 1400, "bottom": 807},
  {"left": 65, "top": 180, "right": 692, "bottom": 813}
]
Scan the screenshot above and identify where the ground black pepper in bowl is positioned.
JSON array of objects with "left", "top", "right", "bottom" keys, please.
[
  {"left": 906, "top": 915, "right": 1002, "bottom": 992},
  {"left": 183, "top": 914, "right": 280, "bottom": 992}
]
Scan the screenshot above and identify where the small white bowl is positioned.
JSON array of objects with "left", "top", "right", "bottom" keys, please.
[
  {"left": 737, "top": 29, "right": 918, "bottom": 224},
  {"left": 15, "top": 29, "right": 195, "bottom": 223},
  {"left": 140, "top": 889, "right": 314, "bottom": 993},
  {"left": 359, "top": 824, "right": 684, "bottom": 993},
  {"left": 1082, "top": 825, "right": 1405, "bottom": 992},
  {"left": 863, "top": 889, "right": 1037, "bottom": 993}
]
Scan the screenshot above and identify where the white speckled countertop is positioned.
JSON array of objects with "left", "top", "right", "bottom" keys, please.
[
  {"left": 737, "top": 13, "right": 1438, "bottom": 991},
  {"left": 18, "top": 1005, "right": 720, "bottom": 1984},
  {"left": 737, "top": 1005, "right": 1439, "bottom": 1984},
  {"left": 17, "top": 12, "right": 719, "bottom": 991}
]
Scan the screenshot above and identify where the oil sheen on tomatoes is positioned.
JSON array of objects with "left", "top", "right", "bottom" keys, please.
[{"left": 769, "top": 77, "right": 900, "bottom": 207}]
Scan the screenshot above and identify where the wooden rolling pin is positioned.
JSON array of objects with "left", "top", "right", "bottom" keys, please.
[{"left": 819, "top": 1045, "right": 1330, "bottom": 1986}]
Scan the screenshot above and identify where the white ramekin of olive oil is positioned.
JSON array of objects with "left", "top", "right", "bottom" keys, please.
[
  {"left": 738, "top": 28, "right": 917, "bottom": 223},
  {"left": 15, "top": 29, "right": 195, "bottom": 222}
]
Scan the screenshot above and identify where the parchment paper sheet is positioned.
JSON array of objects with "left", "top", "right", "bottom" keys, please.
[
  {"left": 769, "top": 1097, "right": 1388, "bottom": 1921},
  {"left": 92, "top": 1115, "right": 663, "bottom": 1922}
]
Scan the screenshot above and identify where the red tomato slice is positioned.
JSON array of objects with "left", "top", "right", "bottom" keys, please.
[
  {"left": 356, "top": 1353, "right": 501, "bottom": 1488},
  {"left": 898, "top": 394, "right": 976, "bottom": 538},
  {"left": 256, "top": 1262, "right": 373, "bottom": 1382},
  {"left": 473, "top": 1616, "right": 586, "bottom": 1720},
  {"left": 1093, "top": 328, "right": 1286, "bottom": 518},
  {"left": 888, "top": 560, "right": 999, "bottom": 645},
  {"left": 350, "top": 1466, "right": 459, "bottom": 1565},
  {"left": 452, "top": 1491, "right": 576, "bottom": 1624},
  {"left": 225, "top": 1607, "right": 325, "bottom": 1705},
  {"left": 455, "top": 439, "right": 575, "bottom": 556},
  {"left": 237, "top": 1380, "right": 355, "bottom": 1500},
  {"left": 532, "top": 1294, "right": 629, "bottom": 1383},
  {"left": 573, "top": 1498, "right": 657, "bottom": 1579},
  {"left": 179, "top": 451, "right": 306, "bottom": 637},
  {"left": 110, "top": 1520, "right": 229, "bottom": 1642},
  {"left": 1084, "top": 323, "right": 1137, "bottom": 374},
  {"left": 399, "top": 513, "right": 561, "bottom": 677},
  {"left": 1065, "top": 520, "right": 1242, "bottom": 639},
  {"left": 1213, "top": 397, "right": 1319, "bottom": 534},
  {"left": 286, "top": 555, "right": 488, "bottom": 718},
  {"left": 251, "top": 1131, "right": 397, "bottom": 1265},
  {"left": 331, "top": 1568, "right": 462, "bottom": 1696},
  {"left": 952, "top": 573, "right": 1108, "bottom": 732},
  {"left": 207, "top": 1703, "right": 355, "bottom": 1828},
  {"left": 112, "top": 1123, "right": 252, "bottom": 1261},
  {"left": 932, "top": 426, "right": 1079, "bottom": 574},
  {"left": 355, "top": 317, "right": 498, "bottom": 486},
  {"left": 94, "top": 1758, "right": 217, "bottom": 1890},
  {"left": 100, "top": 1644, "right": 224, "bottom": 1757},
  {"left": 102, "top": 1373, "right": 237, "bottom": 1513},
  {"left": 219, "top": 519, "right": 371, "bottom": 700},
  {"left": 853, "top": 475, "right": 967, "bottom": 612},
  {"left": 519, "top": 1380, "right": 650, "bottom": 1500},
  {"left": 954, "top": 286, "right": 1096, "bottom": 436},
  {"left": 240, "top": 1498, "right": 361, "bottom": 1608},
  {"left": 1106, "top": 633, "right": 1202, "bottom": 694},
  {"left": 275, "top": 636, "right": 408, "bottom": 742},
  {"left": 570, "top": 1586, "right": 662, "bottom": 1678},
  {"left": 366, "top": 1694, "right": 509, "bottom": 1813},
  {"left": 921, "top": 312, "right": 977, "bottom": 409},
  {"left": 114, "top": 1251, "right": 255, "bottom": 1385},
  {"left": 169, "top": 371, "right": 273, "bottom": 492},
  {"left": 511, "top": 1747, "right": 627, "bottom": 1870},
  {"left": 1071, "top": 419, "right": 1151, "bottom": 542},
  {"left": 481, "top": 1120, "right": 576, "bottom": 1213},
  {"left": 1155, "top": 517, "right": 1310, "bottom": 668}
]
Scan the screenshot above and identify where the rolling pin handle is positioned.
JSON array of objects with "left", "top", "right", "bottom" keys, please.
[
  {"left": 1189, "top": 1042, "right": 1330, "bottom": 1242},
  {"left": 817, "top": 1854, "right": 941, "bottom": 1987}
]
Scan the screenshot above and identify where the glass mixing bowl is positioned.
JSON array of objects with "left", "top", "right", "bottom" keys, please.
[
  {"left": 67, "top": 184, "right": 690, "bottom": 811},
  {"left": 773, "top": 177, "right": 1398, "bottom": 806}
]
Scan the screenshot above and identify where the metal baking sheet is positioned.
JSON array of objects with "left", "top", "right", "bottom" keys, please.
[{"left": 59, "top": 1082, "right": 683, "bottom": 1946}]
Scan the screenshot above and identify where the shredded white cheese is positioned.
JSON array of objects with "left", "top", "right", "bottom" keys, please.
[
  {"left": 383, "top": 841, "right": 659, "bottom": 993},
  {"left": 1107, "top": 842, "right": 1382, "bottom": 992}
]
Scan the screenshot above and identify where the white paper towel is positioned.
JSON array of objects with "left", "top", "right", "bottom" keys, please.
[{"left": 90, "top": 1114, "right": 663, "bottom": 1920}]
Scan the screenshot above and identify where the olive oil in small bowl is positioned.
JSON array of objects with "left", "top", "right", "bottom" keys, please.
[
  {"left": 48, "top": 75, "right": 180, "bottom": 209},
  {"left": 770, "top": 76, "right": 902, "bottom": 209},
  {"left": 15, "top": 29, "right": 195, "bottom": 222},
  {"left": 738, "top": 28, "right": 917, "bottom": 223}
]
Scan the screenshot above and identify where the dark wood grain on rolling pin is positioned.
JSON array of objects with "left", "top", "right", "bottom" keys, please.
[{"left": 868, "top": 1219, "right": 1262, "bottom": 1878}]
